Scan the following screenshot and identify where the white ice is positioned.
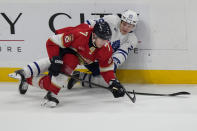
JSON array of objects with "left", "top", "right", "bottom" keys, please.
[{"left": 0, "top": 82, "right": 197, "bottom": 131}]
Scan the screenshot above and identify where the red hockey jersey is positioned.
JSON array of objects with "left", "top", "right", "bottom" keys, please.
[{"left": 46, "top": 23, "right": 115, "bottom": 83}]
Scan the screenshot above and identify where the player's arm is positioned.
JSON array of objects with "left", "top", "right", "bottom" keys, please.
[
  {"left": 99, "top": 57, "right": 115, "bottom": 83},
  {"left": 98, "top": 43, "right": 125, "bottom": 98},
  {"left": 85, "top": 19, "right": 96, "bottom": 26},
  {"left": 46, "top": 31, "right": 74, "bottom": 76},
  {"left": 85, "top": 15, "right": 113, "bottom": 27},
  {"left": 112, "top": 33, "right": 138, "bottom": 71},
  {"left": 85, "top": 15, "right": 117, "bottom": 28},
  {"left": 99, "top": 56, "right": 125, "bottom": 98}
]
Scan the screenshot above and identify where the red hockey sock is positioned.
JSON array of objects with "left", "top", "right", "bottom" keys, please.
[
  {"left": 26, "top": 77, "right": 33, "bottom": 85},
  {"left": 39, "top": 75, "right": 60, "bottom": 95}
]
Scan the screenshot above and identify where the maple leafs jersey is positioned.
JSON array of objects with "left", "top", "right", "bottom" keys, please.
[
  {"left": 86, "top": 15, "right": 138, "bottom": 70},
  {"left": 46, "top": 23, "right": 115, "bottom": 83}
]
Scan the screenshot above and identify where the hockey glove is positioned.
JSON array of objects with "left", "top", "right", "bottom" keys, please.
[
  {"left": 109, "top": 79, "right": 125, "bottom": 98},
  {"left": 48, "top": 56, "right": 63, "bottom": 76}
]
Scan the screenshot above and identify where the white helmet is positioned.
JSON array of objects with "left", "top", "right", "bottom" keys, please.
[{"left": 121, "top": 10, "right": 139, "bottom": 26}]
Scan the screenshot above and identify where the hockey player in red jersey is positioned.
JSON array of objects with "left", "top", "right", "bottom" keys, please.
[
  {"left": 10, "top": 21, "right": 125, "bottom": 107},
  {"left": 67, "top": 9, "right": 139, "bottom": 90}
]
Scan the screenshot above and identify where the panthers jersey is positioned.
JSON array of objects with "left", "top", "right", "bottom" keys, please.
[{"left": 46, "top": 23, "right": 115, "bottom": 83}]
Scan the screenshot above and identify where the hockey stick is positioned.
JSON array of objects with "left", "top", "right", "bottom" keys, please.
[
  {"left": 61, "top": 73, "right": 136, "bottom": 103},
  {"left": 127, "top": 91, "right": 190, "bottom": 96}
]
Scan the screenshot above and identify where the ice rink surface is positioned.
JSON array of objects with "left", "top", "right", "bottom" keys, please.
[{"left": 0, "top": 82, "right": 197, "bottom": 131}]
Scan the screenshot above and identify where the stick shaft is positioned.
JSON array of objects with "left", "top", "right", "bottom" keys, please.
[{"left": 61, "top": 73, "right": 136, "bottom": 103}]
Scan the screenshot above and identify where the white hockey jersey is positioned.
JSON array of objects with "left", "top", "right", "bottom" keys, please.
[{"left": 86, "top": 15, "right": 138, "bottom": 70}]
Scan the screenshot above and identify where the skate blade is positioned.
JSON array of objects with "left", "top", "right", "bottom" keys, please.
[
  {"left": 41, "top": 100, "right": 57, "bottom": 108},
  {"left": 8, "top": 72, "right": 21, "bottom": 80}
]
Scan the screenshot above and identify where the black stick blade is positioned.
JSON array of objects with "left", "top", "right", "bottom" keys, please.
[
  {"left": 128, "top": 91, "right": 191, "bottom": 97},
  {"left": 169, "top": 91, "right": 191, "bottom": 96},
  {"left": 123, "top": 88, "right": 136, "bottom": 103}
]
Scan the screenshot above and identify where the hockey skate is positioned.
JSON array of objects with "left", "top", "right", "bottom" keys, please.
[
  {"left": 8, "top": 69, "right": 28, "bottom": 94},
  {"left": 41, "top": 91, "right": 59, "bottom": 108},
  {"left": 67, "top": 71, "right": 80, "bottom": 89}
]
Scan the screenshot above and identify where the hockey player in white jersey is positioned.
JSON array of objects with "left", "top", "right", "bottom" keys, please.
[
  {"left": 9, "top": 9, "right": 139, "bottom": 94},
  {"left": 86, "top": 9, "right": 138, "bottom": 71},
  {"left": 67, "top": 9, "right": 139, "bottom": 89}
]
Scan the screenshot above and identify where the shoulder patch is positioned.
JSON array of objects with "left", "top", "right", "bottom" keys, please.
[{"left": 64, "top": 34, "right": 73, "bottom": 43}]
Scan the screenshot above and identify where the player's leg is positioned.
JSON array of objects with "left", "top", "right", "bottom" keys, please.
[
  {"left": 67, "top": 62, "right": 108, "bottom": 89},
  {"left": 67, "top": 62, "right": 99, "bottom": 89},
  {"left": 80, "top": 72, "right": 109, "bottom": 88},
  {"left": 26, "top": 54, "right": 79, "bottom": 107},
  {"left": 25, "top": 73, "right": 67, "bottom": 107},
  {"left": 67, "top": 70, "right": 81, "bottom": 89},
  {"left": 10, "top": 57, "right": 50, "bottom": 79},
  {"left": 8, "top": 58, "right": 51, "bottom": 94}
]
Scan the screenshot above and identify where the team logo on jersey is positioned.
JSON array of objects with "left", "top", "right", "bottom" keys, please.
[
  {"left": 64, "top": 34, "right": 73, "bottom": 43},
  {"left": 112, "top": 40, "right": 120, "bottom": 52}
]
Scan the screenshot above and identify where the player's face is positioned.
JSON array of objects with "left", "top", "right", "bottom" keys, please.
[
  {"left": 120, "top": 21, "right": 135, "bottom": 35},
  {"left": 95, "top": 37, "right": 108, "bottom": 48}
]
